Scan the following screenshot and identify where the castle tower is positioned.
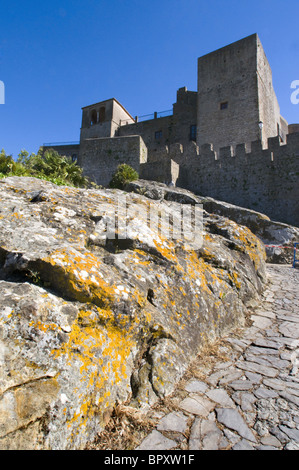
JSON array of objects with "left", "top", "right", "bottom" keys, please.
[
  {"left": 197, "top": 34, "right": 288, "bottom": 153},
  {"left": 80, "top": 98, "right": 135, "bottom": 141}
]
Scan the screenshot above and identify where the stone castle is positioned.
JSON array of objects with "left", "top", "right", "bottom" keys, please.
[{"left": 42, "top": 34, "right": 299, "bottom": 227}]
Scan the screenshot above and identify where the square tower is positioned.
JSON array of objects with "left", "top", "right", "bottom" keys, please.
[
  {"left": 80, "top": 98, "right": 135, "bottom": 141},
  {"left": 197, "top": 34, "right": 286, "bottom": 153}
]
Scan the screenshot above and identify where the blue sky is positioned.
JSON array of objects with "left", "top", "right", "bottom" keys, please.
[{"left": 0, "top": 0, "right": 298, "bottom": 157}]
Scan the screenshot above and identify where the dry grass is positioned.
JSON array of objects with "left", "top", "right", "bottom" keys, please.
[
  {"left": 180, "top": 337, "right": 234, "bottom": 382},
  {"left": 86, "top": 403, "right": 159, "bottom": 450}
]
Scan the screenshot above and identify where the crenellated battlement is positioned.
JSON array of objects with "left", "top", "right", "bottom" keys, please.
[
  {"left": 213, "top": 132, "right": 299, "bottom": 161},
  {"left": 176, "top": 132, "right": 299, "bottom": 226},
  {"left": 151, "top": 132, "right": 299, "bottom": 164},
  {"left": 140, "top": 131, "right": 299, "bottom": 226}
]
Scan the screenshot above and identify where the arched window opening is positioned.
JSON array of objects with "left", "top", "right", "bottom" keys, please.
[
  {"left": 90, "top": 109, "right": 97, "bottom": 126},
  {"left": 99, "top": 106, "right": 106, "bottom": 123}
]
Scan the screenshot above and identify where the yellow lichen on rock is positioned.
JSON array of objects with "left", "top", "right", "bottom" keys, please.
[{"left": 42, "top": 247, "right": 118, "bottom": 308}]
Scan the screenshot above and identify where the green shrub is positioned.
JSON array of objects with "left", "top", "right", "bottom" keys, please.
[
  {"left": 0, "top": 149, "right": 16, "bottom": 175},
  {"left": 109, "top": 163, "right": 139, "bottom": 189},
  {"left": 16, "top": 148, "right": 90, "bottom": 187},
  {"left": 0, "top": 148, "right": 90, "bottom": 187}
]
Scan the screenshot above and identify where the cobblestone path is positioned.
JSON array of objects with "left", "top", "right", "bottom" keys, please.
[{"left": 136, "top": 265, "right": 299, "bottom": 451}]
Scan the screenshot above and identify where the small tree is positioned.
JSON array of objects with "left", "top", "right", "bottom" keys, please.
[
  {"left": 17, "top": 148, "right": 90, "bottom": 187},
  {"left": 109, "top": 164, "right": 139, "bottom": 189},
  {"left": 0, "top": 149, "right": 16, "bottom": 174}
]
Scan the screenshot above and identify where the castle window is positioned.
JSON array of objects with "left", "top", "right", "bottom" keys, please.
[
  {"left": 277, "top": 123, "right": 284, "bottom": 142},
  {"left": 90, "top": 109, "right": 97, "bottom": 126},
  {"left": 155, "top": 130, "right": 162, "bottom": 140},
  {"left": 99, "top": 106, "right": 106, "bottom": 123},
  {"left": 220, "top": 101, "right": 228, "bottom": 110},
  {"left": 190, "top": 125, "right": 197, "bottom": 141}
]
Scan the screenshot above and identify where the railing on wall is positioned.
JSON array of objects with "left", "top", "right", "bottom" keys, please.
[
  {"left": 138, "top": 109, "right": 173, "bottom": 122},
  {"left": 120, "top": 109, "right": 173, "bottom": 126},
  {"left": 43, "top": 141, "right": 80, "bottom": 147}
]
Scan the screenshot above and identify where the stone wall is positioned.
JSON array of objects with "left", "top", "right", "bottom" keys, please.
[
  {"left": 140, "top": 158, "right": 179, "bottom": 185},
  {"left": 256, "top": 35, "right": 283, "bottom": 146},
  {"left": 78, "top": 135, "right": 147, "bottom": 186},
  {"left": 118, "top": 115, "right": 173, "bottom": 157},
  {"left": 42, "top": 131, "right": 298, "bottom": 229},
  {"left": 140, "top": 133, "right": 299, "bottom": 227},
  {"left": 118, "top": 87, "right": 197, "bottom": 159},
  {"left": 181, "top": 133, "right": 299, "bottom": 227},
  {"left": 289, "top": 124, "right": 299, "bottom": 134}
]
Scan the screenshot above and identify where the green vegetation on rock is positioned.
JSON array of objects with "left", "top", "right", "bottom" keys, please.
[
  {"left": 0, "top": 148, "right": 90, "bottom": 188},
  {"left": 109, "top": 163, "right": 139, "bottom": 189}
]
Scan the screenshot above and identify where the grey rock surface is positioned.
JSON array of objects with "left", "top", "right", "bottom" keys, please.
[
  {"left": 125, "top": 179, "right": 299, "bottom": 264},
  {"left": 216, "top": 408, "right": 257, "bottom": 442},
  {"left": 0, "top": 176, "right": 267, "bottom": 450},
  {"left": 136, "top": 430, "right": 177, "bottom": 450}
]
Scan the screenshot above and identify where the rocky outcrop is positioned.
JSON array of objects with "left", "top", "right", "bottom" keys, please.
[
  {"left": 0, "top": 177, "right": 266, "bottom": 449},
  {"left": 126, "top": 180, "right": 299, "bottom": 264}
]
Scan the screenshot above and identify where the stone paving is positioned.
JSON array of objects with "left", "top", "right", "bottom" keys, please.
[{"left": 135, "top": 265, "right": 299, "bottom": 451}]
